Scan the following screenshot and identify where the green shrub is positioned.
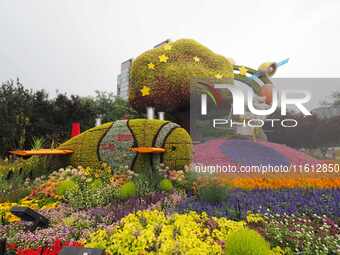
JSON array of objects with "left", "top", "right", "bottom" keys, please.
[
  {"left": 198, "top": 183, "right": 229, "bottom": 204},
  {"left": 89, "top": 179, "right": 103, "bottom": 190},
  {"left": 117, "top": 181, "right": 136, "bottom": 200},
  {"left": 159, "top": 179, "right": 173, "bottom": 192},
  {"left": 179, "top": 170, "right": 199, "bottom": 192},
  {"left": 64, "top": 183, "right": 117, "bottom": 209},
  {"left": 31, "top": 137, "right": 45, "bottom": 150},
  {"left": 225, "top": 229, "right": 272, "bottom": 255},
  {"left": 55, "top": 179, "right": 79, "bottom": 196},
  {"left": 0, "top": 156, "right": 54, "bottom": 181},
  {"left": 0, "top": 175, "right": 32, "bottom": 203},
  {"left": 134, "top": 173, "right": 154, "bottom": 197}
]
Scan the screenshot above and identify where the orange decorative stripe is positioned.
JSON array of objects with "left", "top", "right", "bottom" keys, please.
[
  {"left": 129, "top": 147, "right": 166, "bottom": 154},
  {"left": 9, "top": 149, "right": 74, "bottom": 156}
]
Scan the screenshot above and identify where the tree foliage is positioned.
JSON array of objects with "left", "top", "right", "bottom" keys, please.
[
  {"left": 265, "top": 109, "right": 340, "bottom": 149},
  {"left": 0, "top": 79, "right": 138, "bottom": 157}
]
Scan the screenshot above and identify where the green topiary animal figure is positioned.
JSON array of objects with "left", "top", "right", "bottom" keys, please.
[{"left": 11, "top": 119, "right": 192, "bottom": 176}]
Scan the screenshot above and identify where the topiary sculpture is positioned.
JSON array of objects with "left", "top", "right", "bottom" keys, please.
[{"left": 11, "top": 119, "right": 192, "bottom": 177}]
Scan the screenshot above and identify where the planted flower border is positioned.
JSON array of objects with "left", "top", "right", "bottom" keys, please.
[{"left": 0, "top": 160, "right": 339, "bottom": 255}]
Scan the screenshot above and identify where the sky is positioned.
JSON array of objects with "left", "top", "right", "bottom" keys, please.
[{"left": 0, "top": 0, "right": 340, "bottom": 109}]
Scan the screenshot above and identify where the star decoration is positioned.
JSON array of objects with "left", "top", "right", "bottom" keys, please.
[
  {"left": 159, "top": 54, "right": 169, "bottom": 63},
  {"left": 164, "top": 44, "right": 172, "bottom": 50},
  {"left": 147, "top": 63, "right": 155, "bottom": 70},
  {"left": 140, "top": 86, "right": 151, "bottom": 96},
  {"left": 215, "top": 73, "right": 223, "bottom": 80},
  {"left": 239, "top": 66, "right": 248, "bottom": 76},
  {"left": 193, "top": 56, "right": 200, "bottom": 63}
]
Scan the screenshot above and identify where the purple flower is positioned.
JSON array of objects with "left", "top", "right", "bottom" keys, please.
[{"left": 176, "top": 188, "right": 340, "bottom": 219}]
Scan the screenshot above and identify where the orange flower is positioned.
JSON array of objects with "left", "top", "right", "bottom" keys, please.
[{"left": 197, "top": 176, "right": 340, "bottom": 189}]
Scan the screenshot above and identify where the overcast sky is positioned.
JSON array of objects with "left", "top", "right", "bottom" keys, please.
[{"left": 0, "top": 0, "right": 339, "bottom": 108}]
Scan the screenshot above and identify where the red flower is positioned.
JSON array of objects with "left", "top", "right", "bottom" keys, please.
[
  {"left": 7, "top": 243, "right": 17, "bottom": 250},
  {"left": 14, "top": 240, "right": 83, "bottom": 255}
]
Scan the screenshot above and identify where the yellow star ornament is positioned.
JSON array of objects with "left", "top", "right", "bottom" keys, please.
[
  {"left": 159, "top": 54, "right": 169, "bottom": 63},
  {"left": 147, "top": 63, "right": 155, "bottom": 70},
  {"left": 140, "top": 86, "right": 151, "bottom": 96},
  {"left": 193, "top": 56, "right": 200, "bottom": 63},
  {"left": 239, "top": 66, "right": 248, "bottom": 76},
  {"left": 164, "top": 44, "right": 172, "bottom": 51},
  {"left": 215, "top": 73, "right": 223, "bottom": 80}
]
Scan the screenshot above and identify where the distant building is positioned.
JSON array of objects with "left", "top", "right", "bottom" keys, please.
[
  {"left": 312, "top": 105, "right": 340, "bottom": 119},
  {"left": 153, "top": 39, "right": 171, "bottom": 48},
  {"left": 116, "top": 40, "right": 171, "bottom": 101},
  {"left": 116, "top": 59, "right": 133, "bottom": 100}
]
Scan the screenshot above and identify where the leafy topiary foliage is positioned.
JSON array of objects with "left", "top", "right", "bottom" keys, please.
[
  {"left": 128, "top": 119, "right": 166, "bottom": 147},
  {"left": 162, "top": 127, "right": 192, "bottom": 170},
  {"left": 129, "top": 39, "right": 233, "bottom": 113},
  {"left": 56, "top": 119, "right": 192, "bottom": 176},
  {"left": 127, "top": 119, "right": 170, "bottom": 176},
  {"left": 58, "top": 122, "right": 113, "bottom": 169},
  {"left": 225, "top": 229, "right": 272, "bottom": 255},
  {"left": 128, "top": 119, "right": 192, "bottom": 172}
]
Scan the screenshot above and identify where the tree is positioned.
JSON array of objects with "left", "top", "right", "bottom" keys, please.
[
  {"left": 94, "top": 91, "right": 139, "bottom": 122},
  {"left": 264, "top": 110, "right": 319, "bottom": 149},
  {"left": 0, "top": 79, "right": 33, "bottom": 154},
  {"left": 0, "top": 80, "right": 140, "bottom": 157}
]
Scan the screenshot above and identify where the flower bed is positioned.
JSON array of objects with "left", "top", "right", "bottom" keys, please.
[
  {"left": 85, "top": 210, "right": 269, "bottom": 255},
  {"left": 176, "top": 188, "right": 340, "bottom": 218},
  {"left": 216, "top": 176, "right": 340, "bottom": 189},
  {"left": 6, "top": 240, "right": 83, "bottom": 255},
  {"left": 1, "top": 161, "right": 339, "bottom": 254},
  {"left": 249, "top": 213, "right": 340, "bottom": 254},
  {"left": 193, "top": 138, "right": 323, "bottom": 167},
  {"left": 1, "top": 193, "right": 169, "bottom": 249}
]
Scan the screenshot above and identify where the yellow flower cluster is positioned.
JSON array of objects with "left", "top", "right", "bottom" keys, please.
[
  {"left": 0, "top": 199, "right": 58, "bottom": 223},
  {"left": 86, "top": 210, "right": 245, "bottom": 255},
  {"left": 0, "top": 202, "right": 21, "bottom": 223},
  {"left": 246, "top": 212, "right": 265, "bottom": 224}
]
